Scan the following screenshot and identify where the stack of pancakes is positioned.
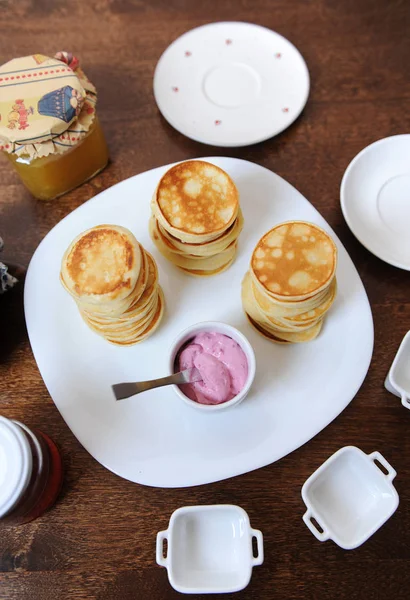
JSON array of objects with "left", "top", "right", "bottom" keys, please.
[
  {"left": 242, "top": 221, "right": 337, "bottom": 343},
  {"left": 149, "top": 160, "right": 243, "bottom": 276},
  {"left": 60, "top": 225, "right": 164, "bottom": 346}
]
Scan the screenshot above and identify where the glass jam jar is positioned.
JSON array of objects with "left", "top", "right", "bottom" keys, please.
[
  {"left": 0, "top": 52, "right": 108, "bottom": 201},
  {"left": 0, "top": 416, "right": 64, "bottom": 525}
]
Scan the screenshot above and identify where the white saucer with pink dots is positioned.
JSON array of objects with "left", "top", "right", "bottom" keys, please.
[{"left": 153, "top": 22, "right": 310, "bottom": 147}]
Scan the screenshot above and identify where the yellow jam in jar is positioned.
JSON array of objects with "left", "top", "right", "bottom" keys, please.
[
  {"left": 5, "top": 117, "right": 108, "bottom": 200},
  {"left": 0, "top": 52, "right": 108, "bottom": 201}
]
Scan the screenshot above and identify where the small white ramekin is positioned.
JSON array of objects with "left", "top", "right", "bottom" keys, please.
[
  {"left": 301, "top": 446, "right": 399, "bottom": 549},
  {"left": 168, "top": 321, "right": 256, "bottom": 412},
  {"left": 156, "top": 504, "right": 264, "bottom": 593}
]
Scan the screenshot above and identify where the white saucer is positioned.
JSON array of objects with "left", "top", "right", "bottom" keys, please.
[
  {"left": 341, "top": 134, "right": 410, "bottom": 270},
  {"left": 153, "top": 22, "right": 310, "bottom": 147}
]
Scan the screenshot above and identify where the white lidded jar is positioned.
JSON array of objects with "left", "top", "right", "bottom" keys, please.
[{"left": 0, "top": 416, "right": 64, "bottom": 525}]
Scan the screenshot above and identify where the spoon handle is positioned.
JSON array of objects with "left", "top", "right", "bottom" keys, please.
[{"left": 112, "top": 368, "right": 201, "bottom": 401}]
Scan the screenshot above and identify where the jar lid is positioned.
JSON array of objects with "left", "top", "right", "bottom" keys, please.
[
  {"left": 0, "top": 54, "right": 86, "bottom": 144},
  {"left": 0, "top": 52, "right": 98, "bottom": 160},
  {"left": 0, "top": 416, "right": 32, "bottom": 518}
]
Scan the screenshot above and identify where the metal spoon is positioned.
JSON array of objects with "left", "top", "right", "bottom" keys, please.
[{"left": 112, "top": 367, "right": 202, "bottom": 401}]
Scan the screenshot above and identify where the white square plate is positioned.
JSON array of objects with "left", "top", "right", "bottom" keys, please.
[{"left": 24, "top": 157, "right": 374, "bottom": 487}]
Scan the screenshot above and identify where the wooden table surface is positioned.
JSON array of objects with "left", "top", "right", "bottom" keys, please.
[{"left": 1, "top": 1, "right": 410, "bottom": 598}]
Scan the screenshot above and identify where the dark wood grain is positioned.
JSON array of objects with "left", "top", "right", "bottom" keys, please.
[{"left": 1, "top": 1, "right": 410, "bottom": 598}]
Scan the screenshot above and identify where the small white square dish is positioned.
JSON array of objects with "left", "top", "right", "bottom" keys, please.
[
  {"left": 384, "top": 330, "right": 410, "bottom": 410},
  {"left": 301, "top": 446, "right": 399, "bottom": 550},
  {"left": 156, "top": 505, "right": 263, "bottom": 594}
]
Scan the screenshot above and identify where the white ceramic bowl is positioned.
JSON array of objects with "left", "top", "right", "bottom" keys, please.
[
  {"left": 168, "top": 321, "right": 256, "bottom": 412},
  {"left": 156, "top": 504, "right": 264, "bottom": 594},
  {"left": 301, "top": 446, "right": 399, "bottom": 550}
]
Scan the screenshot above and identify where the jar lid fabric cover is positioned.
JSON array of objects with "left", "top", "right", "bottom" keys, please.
[{"left": 0, "top": 52, "right": 98, "bottom": 159}]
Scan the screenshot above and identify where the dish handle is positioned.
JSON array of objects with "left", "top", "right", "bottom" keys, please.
[
  {"left": 250, "top": 528, "right": 264, "bottom": 566},
  {"left": 368, "top": 451, "right": 397, "bottom": 482},
  {"left": 400, "top": 392, "right": 410, "bottom": 410},
  {"left": 156, "top": 530, "right": 169, "bottom": 567},
  {"left": 302, "top": 510, "right": 329, "bottom": 542}
]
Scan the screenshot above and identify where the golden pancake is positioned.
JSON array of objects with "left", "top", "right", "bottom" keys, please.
[
  {"left": 250, "top": 271, "right": 331, "bottom": 314},
  {"left": 241, "top": 272, "right": 319, "bottom": 333},
  {"left": 246, "top": 313, "right": 322, "bottom": 343},
  {"left": 251, "top": 274, "right": 337, "bottom": 320},
  {"left": 79, "top": 250, "right": 161, "bottom": 337},
  {"left": 266, "top": 319, "right": 323, "bottom": 343},
  {"left": 242, "top": 222, "right": 337, "bottom": 345},
  {"left": 81, "top": 251, "right": 157, "bottom": 325},
  {"left": 105, "top": 289, "right": 165, "bottom": 346},
  {"left": 76, "top": 244, "right": 150, "bottom": 317},
  {"left": 61, "top": 226, "right": 165, "bottom": 345},
  {"left": 179, "top": 256, "right": 235, "bottom": 277},
  {"left": 242, "top": 284, "right": 323, "bottom": 339},
  {"left": 150, "top": 218, "right": 238, "bottom": 271},
  {"left": 151, "top": 209, "right": 244, "bottom": 258},
  {"left": 263, "top": 310, "right": 320, "bottom": 332},
  {"left": 149, "top": 161, "right": 242, "bottom": 276},
  {"left": 61, "top": 225, "right": 141, "bottom": 305},
  {"left": 84, "top": 290, "right": 159, "bottom": 338},
  {"left": 152, "top": 160, "right": 239, "bottom": 244},
  {"left": 104, "top": 302, "right": 159, "bottom": 339},
  {"left": 82, "top": 288, "right": 158, "bottom": 332},
  {"left": 281, "top": 279, "right": 337, "bottom": 323},
  {"left": 245, "top": 315, "right": 291, "bottom": 344},
  {"left": 251, "top": 221, "right": 337, "bottom": 301}
]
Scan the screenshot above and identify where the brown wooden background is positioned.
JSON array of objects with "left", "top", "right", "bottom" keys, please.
[{"left": 1, "top": 1, "right": 410, "bottom": 598}]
